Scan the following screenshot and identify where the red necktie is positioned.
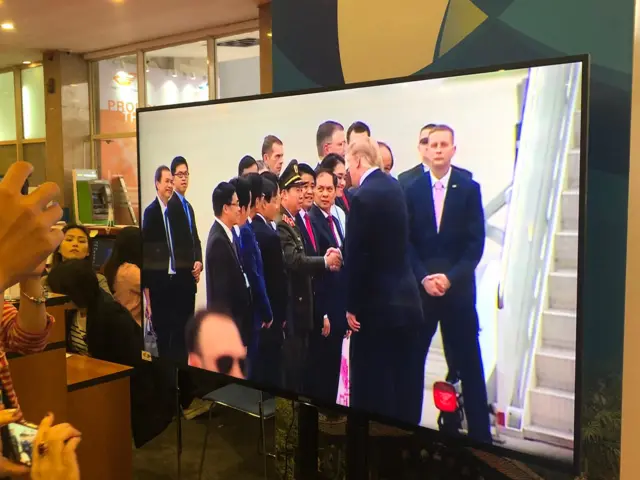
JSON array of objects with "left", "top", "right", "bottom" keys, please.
[
  {"left": 303, "top": 214, "right": 317, "bottom": 251},
  {"left": 341, "top": 194, "right": 350, "bottom": 212},
  {"left": 327, "top": 215, "right": 339, "bottom": 245}
]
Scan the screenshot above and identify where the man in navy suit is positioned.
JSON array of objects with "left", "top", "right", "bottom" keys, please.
[
  {"left": 252, "top": 177, "right": 287, "bottom": 387},
  {"left": 230, "top": 176, "right": 273, "bottom": 381},
  {"left": 398, "top": 124, "right": 473, "bottom": 190},
  {"left": 344, "top": 138, "right": 424, "bottom": 425},
  {"left": 309, "top": 168, "right": 347, "bottom": 404},
  {"left": 405, "top": 125, "right": 491, "bottom": 443}
]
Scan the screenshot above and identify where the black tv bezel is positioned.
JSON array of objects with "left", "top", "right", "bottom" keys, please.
[{"left": 136, "top": 53, "right": 589, "bottom": 475}]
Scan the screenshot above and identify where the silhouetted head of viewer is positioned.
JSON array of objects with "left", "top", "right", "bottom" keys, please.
[
  {"left": 185, "top": 309, "right": 246, "bottom": 378},
  {"left": 48, "top": 259, "right": 101, "bottom": 309}
]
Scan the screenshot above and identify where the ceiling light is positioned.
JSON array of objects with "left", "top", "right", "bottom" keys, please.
[
  {"left": 1, "top": 23, "right": 14, "bottom": 31},
  {"left": 22, "top": 61, "right": 31, "bottom": 65}
]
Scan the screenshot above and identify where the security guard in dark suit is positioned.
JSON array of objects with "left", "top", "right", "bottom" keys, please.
[{"left": 277, "top": 160, "right": 341, "bottom": 395}]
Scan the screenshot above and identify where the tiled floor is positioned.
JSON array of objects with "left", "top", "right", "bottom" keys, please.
[{"left": 133, "top": 408, "right": 276, "bottom": 480}]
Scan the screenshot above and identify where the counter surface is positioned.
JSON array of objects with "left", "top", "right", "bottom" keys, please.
[{"left": 66, "top": 354, "right": 133, "bottom": 392}]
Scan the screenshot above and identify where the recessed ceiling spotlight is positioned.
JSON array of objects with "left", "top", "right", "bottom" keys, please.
[{"left": 1, "top": 22, "right": 15, "bottom": 30}]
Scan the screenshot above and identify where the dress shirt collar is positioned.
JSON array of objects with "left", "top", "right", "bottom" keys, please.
[
  {"left": 360, "top": 166, "right": 379, "bottom": 185},
  {"left": 173, "top": 190, "right": 186, "bottom": 203},
  {"left": 315, "top": 204, "right": 331, "bottom": 218},
  {"left": 157, "top": 195, "right": 169, "bottom": 213},
  {"left": 215, "top": 217, "right": 234, "bottom": 243},
  {"left": 429, "top": 166, "right": 452, "bottom": 188}
]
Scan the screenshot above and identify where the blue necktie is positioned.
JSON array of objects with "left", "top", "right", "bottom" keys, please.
[
  {"left": 164, "top": 209, "right": 176, "bottom": 272},
  {"left": 182, "top": 197, "right": 192, "bottom": 233}
]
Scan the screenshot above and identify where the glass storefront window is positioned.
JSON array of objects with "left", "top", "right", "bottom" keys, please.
[
  {"left": 23, "top": 142, "right": 46, "bottom": 185},
  {"left": 145, "top": 42, "right": 209, "bottom": 107},
  {"left": 21, "top": 66, "right": 45, "bottom": 139},
  {"left": 94, "top": 54, "right": 138, "bottom": 134},
  {"left": 0, "top": 72, "right": 16, "bottom": 142},
  {"left": 216, "top": 32, "right": 260, "bottom": 99},
  {"left": 96, "top": 137, "right": 139, "bottom": 223},
  {"left": 0, "top": 144, "right": 17, "bottom": 176}
]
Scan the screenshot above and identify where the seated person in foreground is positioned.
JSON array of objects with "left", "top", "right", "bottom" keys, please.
[
  {"left": 48, "top": 259, "right": 140, "bottom": 363},
  {"left": 48, "top": 259, "right": 173, "bottom": 447}
]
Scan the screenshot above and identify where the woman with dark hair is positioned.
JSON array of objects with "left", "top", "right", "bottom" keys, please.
[
  {"left": 103, "top": 227, "right": 146, "bottom": 326},
  {"left": 47, "top": 259, "right": 172, "bottom": 447},
  {"left": 44, "top": 224, "right": 111, "bottom": 295},
  {"left": 48, "top": 259, "right": 139, "bottom": 361}
]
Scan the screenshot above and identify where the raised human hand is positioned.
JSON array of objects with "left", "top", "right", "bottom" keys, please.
[{"left": 0, "top": 162, "right": 63, "bottom": 291}]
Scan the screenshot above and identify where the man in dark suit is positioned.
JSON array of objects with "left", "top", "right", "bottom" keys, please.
[
  {"left": 252, "top": 177, "right": 287, "bottom": 388},
  {"left": 319, "top": 154, "right": 350, "bottom": 235},
  {"left": 204, "top": 182, "right": 253, "bottom": 352},
  {"left": 142, "top": 165, "right": 179, "bottom": 358},
  {"left": 308, "top": 168, "right": 347, "bottom": 404},
  {"left": 260, "top": 171, "right": 280, "bottom": 230},
  {"left": 398, "top": 123, "right": 471, "bottom": 387},
  {"left": 167, "top": 157, "right": 202, "bottom": 351},
  {"left": 398, "top": 124, "right": 473, "bottom": 189},
  {"left": 230, "top": 175, "right": 273, "bottom": 381},
  {"left": 277, "top": 160, "right": 342, "bottom": 395},
  {"left": 167, "top": 156, "right": 205, "bottom": 414},
  {"left": 344, "top": 138, "right": 424, "bottom": 425},
  {"left": 405, "top": 125, "right": 491, "bottom": 443},
  {"left": 295, "top": 163, "right": 319, "bottom": 256}
]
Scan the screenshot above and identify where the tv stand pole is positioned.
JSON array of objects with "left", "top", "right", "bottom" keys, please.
[
  {"left": 346, "top": 413, "right": 369, "bottom": 480},
  {"left": 296, "top": 402, "right": 319, "bottom": 479}
]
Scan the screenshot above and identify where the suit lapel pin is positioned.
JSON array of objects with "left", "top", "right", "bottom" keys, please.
[{"left": 451, "top": 184, "right": 457, "bottom": 188}]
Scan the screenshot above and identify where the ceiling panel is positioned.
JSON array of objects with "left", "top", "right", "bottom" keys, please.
[{"left": 0, "top": 0, "right": 260, "bottom": 54}]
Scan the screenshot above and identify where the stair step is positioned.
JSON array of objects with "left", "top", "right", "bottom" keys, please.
[
  {"left": 535, "top": 347, "right": 575, "bottom": 392},
  {"left": 547, "top": 270, "right": 578, "bottom": 311},
  {"left": 542, "top": 309, "right": 577, "bottom": 350},
  {"left": 554, "top": 231, "right": 578, "bottom": 270},
  {"left": 523, "top": 424, "right": 574, "bottom": 450},
  {"left": 529, "top": 387, "right": 575, "bottom": 435},
  {"left": 560, "top": 190, "right": 580, "bottom": 231},
  {"left": 566, "top": 149, "right": 580, "bottom": 189}
]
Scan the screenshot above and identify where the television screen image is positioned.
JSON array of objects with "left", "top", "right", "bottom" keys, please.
[{"left": 138, "top": 57, "right": 586, "bottom": 468}]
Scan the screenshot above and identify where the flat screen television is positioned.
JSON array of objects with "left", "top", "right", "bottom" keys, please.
[{"left": 137, "top": 55, "right": 587, "bottom": 471}]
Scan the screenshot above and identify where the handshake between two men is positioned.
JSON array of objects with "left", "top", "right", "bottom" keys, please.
[{"left": 324, "top": 247, "right": 342, "bottom": 272}]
